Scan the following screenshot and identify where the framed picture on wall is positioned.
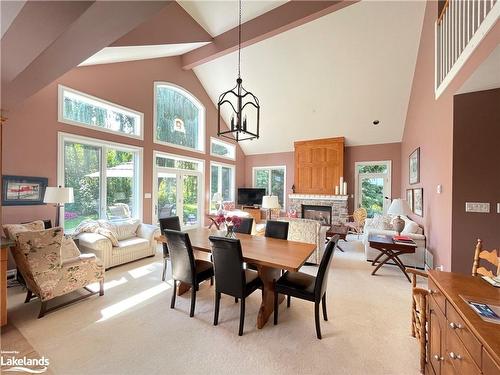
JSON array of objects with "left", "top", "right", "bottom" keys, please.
[
  {"left": 406, "top": 189, "right": 414, "bottom": 211},
  {"left": 409, "top": 147, "right": 420, "bottom": 184},
  {"left": 1, "top": 175, "right": 48, "bottom": 206},
  {"left": 413, "top": 188, "right": 423, "bottom": 217}
]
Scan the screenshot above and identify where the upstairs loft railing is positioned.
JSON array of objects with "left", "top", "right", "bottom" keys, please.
[{"left": 435, "top": 0, "right": 499, "bottom": 98}]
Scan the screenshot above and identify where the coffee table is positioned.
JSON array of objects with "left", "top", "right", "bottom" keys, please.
[
  {"left": 326, "top": 225, "right": 348, "bottom": 252},
  {"left": 368, "top": 234, "right": 417, "bottom": 282}
]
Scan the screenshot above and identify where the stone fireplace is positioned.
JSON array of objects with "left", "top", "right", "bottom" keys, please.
[
  {"left": 302, "top": 205, "right": 332, "bottom": 226},
  {"left": 289, "top": 194, "right": 348, "bottom": 225}
]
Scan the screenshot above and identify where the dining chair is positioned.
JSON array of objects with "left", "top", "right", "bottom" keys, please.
[
  {"left": 274, "top": 235, "right": 339, "bottom": 339},
  {"left": 265, "top": 220, "right": 289, "bottom": 240},
  {"left": 164, "top": 229, "right": 214, "bottom": 317},
  {"left": 159, "top": 216, "right": 181, "bottom": 281},
  {"left": 234, "top": 217, "right": 254, "bottom": 235},
  {"left": 472, "top": 239, "right": 499, "bottom": 278},
  {"left": 209, "top": 236, "right": 262, "bottom": 336}
]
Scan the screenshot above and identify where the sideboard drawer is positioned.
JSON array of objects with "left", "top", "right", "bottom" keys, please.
[
  {"left": 446, "top": 300, "right": 482, "bottom": 367},
  {"left": 429, "top": 279, "right": 446, "bottom": 314},
  {"left": 445, "top": 327, "right": 481, "bottom": 375},
  {"left": 483, "top": 348, "right": 500, "bottom": 375}
]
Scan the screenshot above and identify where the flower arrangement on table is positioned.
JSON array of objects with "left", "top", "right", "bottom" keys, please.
[{"left": 214, "top": 214, "right": 242, "bottom": 237}]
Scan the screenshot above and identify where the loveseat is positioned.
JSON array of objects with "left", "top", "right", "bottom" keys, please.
[
  {"left": 362, "top": 215, "right": 426, "bottom": 269},
  {"left": 278, "top": 218, "right": 328, "bottom": 264},
  {"left": 76, "top": 219, "right": 159, "bottom": 269}
]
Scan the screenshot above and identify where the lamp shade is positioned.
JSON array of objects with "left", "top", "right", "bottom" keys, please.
[
  {"left": 387, "top": 198, "right": 411, "bottom": 216},
  {"left": 261, "top": 195, "right": 280, "bottom": 209},
  {"left": 212, "top": 192, "right": 223, "bottom": 202},
  {"left": 43, "top": 187, "right": 74, "bottom": 204}
]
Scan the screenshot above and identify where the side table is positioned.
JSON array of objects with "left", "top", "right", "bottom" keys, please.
[{"left": 326, "top": 225, "right": 348, "bottom": 252}]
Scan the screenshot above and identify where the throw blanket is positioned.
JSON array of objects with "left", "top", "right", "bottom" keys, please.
[{"left": 73, "top": 220, "right": 119, "bottom": 246}]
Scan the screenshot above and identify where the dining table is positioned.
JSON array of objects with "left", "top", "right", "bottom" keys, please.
[{"left": 155, "top": 227, "right": 317, "bottom": 328}]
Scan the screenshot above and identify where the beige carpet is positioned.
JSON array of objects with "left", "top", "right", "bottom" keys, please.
[{"left": 4, "top": 238, "right": 422, "bottom": 375}]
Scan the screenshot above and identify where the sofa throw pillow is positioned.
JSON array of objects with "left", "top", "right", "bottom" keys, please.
[
  {"left": 3, "top": 220, "right": 46, "bottom": 240},
  {"left": 402, "top": 221, "right": 420, "bottom": 234},
  {"left": 111, "top": 219, "right": 141, "bottom": 241},
  {"left": 371, "top": 215, "right": 393, "bottom": 230},
  {"left": 222, "top": 201, "right": 235, "bottom": 211}
]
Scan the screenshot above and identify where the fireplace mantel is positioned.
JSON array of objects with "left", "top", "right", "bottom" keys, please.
[{"left": 289, "top": 194, "right": 348, "bottom": 201}]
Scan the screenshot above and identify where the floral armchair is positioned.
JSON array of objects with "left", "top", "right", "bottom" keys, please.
[{"left": 3, "top": 221, "right": 104, "bottom": 318}]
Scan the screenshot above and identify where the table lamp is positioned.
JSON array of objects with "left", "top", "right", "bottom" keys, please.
[
  {"left": 387, "top": 198, "right": 411, "bottom": 235},
  {"left": 212, "top": 192, "right": 223, "bottom": 214},
  {"left": 44, "top": 186, "right": 74, "bottom": 227},
  {"left": 262, "top": 195, "right": 280, "bottom": 221}
]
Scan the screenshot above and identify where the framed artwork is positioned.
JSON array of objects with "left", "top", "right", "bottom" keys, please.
[
  {"left": 413, "top": 188, "right": 423, "bottom": 217},
  {"left": 409, "top": 147, "right": 420, "bottom": 184},
  {"left": 406, "top": 189, "right": 414, "bottom": 211},
  {"left": 1, "top": 175, "right": 48, "bottom": 206}
]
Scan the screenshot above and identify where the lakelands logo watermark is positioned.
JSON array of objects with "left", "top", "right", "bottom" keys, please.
[{"left": 1, "top": 350, "right": 49, "bottom": 373}]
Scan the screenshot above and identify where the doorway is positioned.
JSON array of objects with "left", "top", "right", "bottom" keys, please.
[{"left": 354, "top": 161, "right": 391, "bottom": 218}]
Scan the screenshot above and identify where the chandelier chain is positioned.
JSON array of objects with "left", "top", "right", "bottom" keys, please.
[{"left": 238, "top": 0, "right": 241, "bottom": 79}]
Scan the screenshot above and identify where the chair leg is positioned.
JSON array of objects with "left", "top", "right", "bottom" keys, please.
[
  {"left": 235, "top": 297, "right": 238, "bottom": 303},
  {"left": 210, "top": 276, "right": 214, "bottom": 286},
  {"left": 190, "top": 287, "right": 196, "bottom": 317},
  {"left": 238, "top": 298, "right": 245, "bottom": 336},
  {"left": 314, "top": 301, "right": 322, "bottom": 339},
  {"left": 274, "top": 290, "right": 279, "bottom": 325},
  {"left": 99, "top": 280, "right": 104, "bottom": 296},
  {"left": 214, "top": 292, "right": 220, "bottom": 326},
  {"left": 287, "top": 295, "right": 291, "bottom": 308},
  {"left": 24, "top": 290, "right": 33, "bottom": 303},
  {"left": 38, "top": 301, "right": 47, "bottom": 319},
  {"left": 162, "top": 258, "right": 168, "bottom": 282},
  {"left": 170, "top": 280, "right": 177, "bottom": 309},
  {"left": 322, "top": 293, "right": 328, "bottom": 321}
]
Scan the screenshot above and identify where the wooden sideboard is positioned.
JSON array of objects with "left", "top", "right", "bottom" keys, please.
[
  {"left": 426, "top": 270, "right": 500, "bottom": 375},
  {"left": 1, "top": 239, "right": 14, "bottom": 327},
  {"left": 294, "top": 137, "right": 344, "bottom": 195}
]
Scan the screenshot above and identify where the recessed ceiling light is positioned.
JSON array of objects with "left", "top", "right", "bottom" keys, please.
[{"left": 373, "top": 120, "right": 380, "bottom": 125}]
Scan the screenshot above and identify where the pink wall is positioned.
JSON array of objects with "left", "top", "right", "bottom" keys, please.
[
  {"left": 245, "top": 143, "right": 401, "bottom": 213},
  {"left": 400, "top": 1, "right": 499, "bottom": 271},
  {"left": 1, "top": 56, "right": 245, "bottom": 227}
]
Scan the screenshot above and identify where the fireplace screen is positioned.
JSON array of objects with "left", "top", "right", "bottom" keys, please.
[{"left": 301, "top": 205, "right": 332, "bottom": 226}]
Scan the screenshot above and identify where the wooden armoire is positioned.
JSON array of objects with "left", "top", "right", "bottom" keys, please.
[{"left": 294, "top": 137, "right": 344, "bottom": 195}]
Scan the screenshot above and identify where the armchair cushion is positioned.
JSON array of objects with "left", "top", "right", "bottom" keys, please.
[
  {"left": 3, "top": 220, "right": 45, "bottom": 240},
  {"left": 62, "top": 236, "right": 81, "bottom": 259}
]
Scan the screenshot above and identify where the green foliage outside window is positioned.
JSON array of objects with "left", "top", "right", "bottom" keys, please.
[{"left": 155, "top": 86, "right": 201, "bottom": 150}]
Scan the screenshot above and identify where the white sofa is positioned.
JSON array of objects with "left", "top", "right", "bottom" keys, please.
[
  {"left": 76, "top": 220, "right": 160, "bottom": 269},
  {"left": 363, "top": 215, "right": 426, "bottom": 269},
  {"left": 278, "top": 218, "right": 328, "bottom": 264}
]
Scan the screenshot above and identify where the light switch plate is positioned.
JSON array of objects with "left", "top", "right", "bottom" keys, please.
[
  {"left": 465, "top": 202, "right": 490, "bottom": 213},
  {"left": 497, "top": 203, "right": 500, "bottom": 214},
  {"left": 436, "top": 184, "right": 442, "bottom": 194}
]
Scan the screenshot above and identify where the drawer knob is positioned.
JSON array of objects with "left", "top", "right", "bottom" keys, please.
[
  {"left": 449, "top": 322, "right": 462, "bottom": 329},
  {"left": 449, "top": 352, "right": 462, "bottom": 360},
  {"left": 428, "top": 289, "right": 438, "bottom": 294},
  {"left": 433, "top": 355, "right": 443, "bottom": 361}
]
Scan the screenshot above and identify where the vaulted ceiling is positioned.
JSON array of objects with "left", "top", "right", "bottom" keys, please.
[{"left": 1, "top": 1, "right": 427, "bottom": 155}]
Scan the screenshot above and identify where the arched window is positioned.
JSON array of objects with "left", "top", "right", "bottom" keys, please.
[{"left": 154, "top": 82, "right": 205, "bottom": 152}]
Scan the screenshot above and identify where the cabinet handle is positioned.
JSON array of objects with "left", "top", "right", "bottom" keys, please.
[
  {"left": 449, "top": 322, "right": 463, "bottom": 329},
  {"left": 449, "top": 352, "right": 462, "bottom": 360},
  {"left": 433, "top": 355, "right": 443, "bottom": 361},
  {"left": 428, "top": 289, "right": 438, "bottom": 294}
]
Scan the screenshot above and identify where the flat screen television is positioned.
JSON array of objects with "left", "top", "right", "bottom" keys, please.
[{"left": 237, "top": 188, "right": 266, "bottom": 206}]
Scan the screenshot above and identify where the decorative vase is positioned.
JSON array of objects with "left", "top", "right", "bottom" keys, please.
[
  {"left": 393, "top": 215, "right": 405, "bottom": 235},
  {"left": 225, "top": 225, "right": 236, "bottom": 238}
]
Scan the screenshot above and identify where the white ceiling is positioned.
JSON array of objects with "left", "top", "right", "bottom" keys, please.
[
  {"left": 193, "top": 1, "right": 426, "bottom": 155},
  {"left": 179, "top": 0, "right": 287, "bottom": 37},
  {"left": 79, "top": 43, "right": 210, "bottom": 66},
  {"left": 457, "top": 45, "right": 500, "bottom": 94}
]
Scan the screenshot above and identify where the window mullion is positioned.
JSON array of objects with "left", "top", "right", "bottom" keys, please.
[{"left": 100, "top": 146, "right": 107, "bottom": 219}]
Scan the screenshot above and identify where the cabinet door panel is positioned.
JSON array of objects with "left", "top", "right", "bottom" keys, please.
[{"left": 429, "top": 297, "right": 445, "bottom": 375}]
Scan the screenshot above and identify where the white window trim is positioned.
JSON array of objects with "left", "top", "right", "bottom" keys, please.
[
  {"left": 252, "top": 165, "right": 287, "bottom": 210},
  {"left": 57, "top": 132, "right": 143, "bottom": 230},
  {"left": 210, "top": 161, "right": 236, "bottom": 213},
  {"left": 153, "top": 81, "right": 206, "bottom": 154},
  {"left": 58, "top": 85, "right": 144, "bottom": 140},
  {"left": 210, "top": 136, "right": 236, "bottom": 161},
  {"left": 354, "top": 160, "right": 392, "bottom": 213},
  {"left": 152, "top": 151, "right": 205, "bottom": 227}
]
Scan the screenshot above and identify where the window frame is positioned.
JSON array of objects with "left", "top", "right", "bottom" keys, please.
[
  {"left": 210, "top": 161, "right": 236, "bottom": 213},
  {"left": 252, "top": 165, "right": 287, "bottom": 210},
  {"left": 210, "top": 137, "right": 236, "bottom": 161},
  {"left": 153, "top": 81, "right": 206, "bottom": 154},
  {"left": 58, "top": 85, "right": 144, "bottom": 140},
  {"left": 57, "top": 132, "right": 143, "bottom": 231}
]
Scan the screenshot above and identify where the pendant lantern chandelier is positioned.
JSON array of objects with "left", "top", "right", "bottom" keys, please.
[{"left": 217, "top": 0, "right": 260, "bottom": 142}]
